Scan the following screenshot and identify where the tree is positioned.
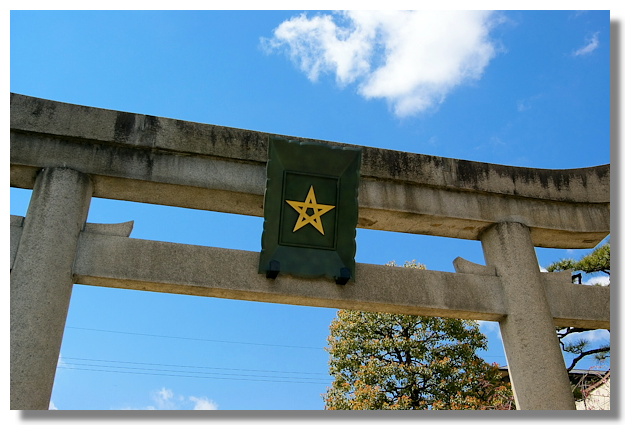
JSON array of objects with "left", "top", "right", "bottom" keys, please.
[
  {"left": 547, "top": 242, "right": 610, "bottom": 277},
  {"left": 324, "top": 310, "right": 514, "bottom": 410},
  {"left": 547, "top": 241, "right": 610, "bottom": 372},
  {"left": 324, "top": 262, "right": 514, "bottom": 410}
]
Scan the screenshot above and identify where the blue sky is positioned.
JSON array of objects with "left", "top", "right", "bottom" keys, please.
[{"left": 8, "top": 9, "right": 616, "bottom": 415}]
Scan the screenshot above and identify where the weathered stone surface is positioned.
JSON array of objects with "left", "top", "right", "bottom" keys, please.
[
  {"left": 10, "top": 215, "right": 610, "bottom": 329},
  {"left": 84, "top": 220, "right": 134, "bottom": 237},
  {"left": 64, "top": 228, "right": 609, "bottom": 329},
  {"left": 73, "top": 231, "right": 508, "bottom": 322},
  {"left": 9, "top": 215, "right": 24, "bottom": 270},
  {"left": 481, "top": 222, "right": 576, "bottom": 410},
  {"left": 453, "top": 256, "right": 497, "bottom": 276},
  {"left": 10, "top": 168, "right": 92, "bottom": 410},
  {"left": 10, "top": 93, "right": 610, "bottom": 248},
  {"left": 9, "top": 94, "right": 609, "bottom": 200}
]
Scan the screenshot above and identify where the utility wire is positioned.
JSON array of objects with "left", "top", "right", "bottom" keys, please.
[
  {"left": 66, "top": 327, "right": 505, "bottom": 358},
  {"left": 57, "top": 366, "right": 331, "bottom": 385},
  {"left": 61, "top": 356, "right": 330, "bottom": 378},
  {"left": 61, "top": 327, "right": 332, "bottom": 385},
  {"left": 59, "top": 362, "right": 330, "bottom": 382},
  {"left": 66, "top": 326, "right": 325, "bottom": 350}
]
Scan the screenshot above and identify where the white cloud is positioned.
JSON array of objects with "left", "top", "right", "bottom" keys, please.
[
  {"left": 263, "top": 11, "right": 501, "bottom": 117},
  {"left": 573, "top": 32, "right": 600, "bottom": 56},
  {"left": 127, "top": 388, "right": 219, "bottom": 410},
  {"left": 561, "top": 328, "right": 610, "bottom": 350},
  {"left": 152, "top": 387, "right": 176, "bottom": 409},
  {"left": 264, "top": 12, "right": 376, "bottom": 85},
  {"left": 579, "top": 329, "right": 610, "bottom": 343},
  {"left": 190, "top": 395, "right": 219, "bottom": 410},
  {"left": 585, "top": 275, "right": 610, "bottom": 286}
]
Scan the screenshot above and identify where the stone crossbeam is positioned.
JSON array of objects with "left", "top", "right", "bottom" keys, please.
[
  {"left": 10, "top": 93, "right": 610, "bottom": 248},
  {"left": 10, "top": 217, "right": 610, "bottom": 330}
]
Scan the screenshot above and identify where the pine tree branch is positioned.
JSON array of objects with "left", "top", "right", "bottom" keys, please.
[{"left": 567, "top": 346, "right": 611, "bottom": 372}]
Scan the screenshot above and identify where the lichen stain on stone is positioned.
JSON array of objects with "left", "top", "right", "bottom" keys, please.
[
  {"left": 30, "top": 100, "right": 45, "bottom": 118},
  {"left": 240, "top": 130, "right": 268, "bottom": 159},
  {"left": 143, "top": 116, "right": 161, "bottom": 145},
  {"left": 378, "top": 147, "right": 409, "bottom": 178},
  {"left": 113, "top": 113, "right": 161, "bottom": 148},
  {"left": 493, "top": 164, "right": 575, "bottom": 195},
  {"left": 113, "top": 112, "right": 136, "bottom": 143},
  {"left": 371, "top": 148, "right": 416, "bottom": 179},
  {"left": 142, "top": 115, "right": 161, "bottom": 133},
  {"left": 456, "top": 159, "right": 489, "bottom": 189}
]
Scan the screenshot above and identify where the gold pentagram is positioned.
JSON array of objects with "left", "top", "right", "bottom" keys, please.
[{"left": 285, "top": 185, "right": 335, "bottom": 235}]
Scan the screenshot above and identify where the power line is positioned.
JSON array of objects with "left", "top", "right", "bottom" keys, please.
[
  {"left": 57, "top": 365, "right": 331, "bottom": 385},
  {"left": 66, "top": 326, "right": 325, "bottom": 350},
  {"left": 61, "top": 356, "right": 330, "bottom": 378}
]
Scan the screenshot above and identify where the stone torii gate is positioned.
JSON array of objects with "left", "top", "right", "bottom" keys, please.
[{"left": 10, "top": 93, "right": 610, "bottom": 410}]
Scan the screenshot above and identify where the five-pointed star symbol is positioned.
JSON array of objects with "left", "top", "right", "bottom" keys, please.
[{"left": 286, "top": 185, "right": 335, "bottom": 235}]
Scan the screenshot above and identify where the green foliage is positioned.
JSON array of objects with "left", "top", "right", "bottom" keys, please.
[
  {"left": 546, "top": 241, "right": 610, "bottom": 371},
  {"left": 324, "top": 310, "right": 514, "bottom": 410},
  {"left": 547, "top": 242, "right": 610, "bottom": 275},
  {"left": 325, "top": 261, "right": 514, "bottom": 410},
  {"left": 558, "top": 327, "right": 610, "bottom": 371}
]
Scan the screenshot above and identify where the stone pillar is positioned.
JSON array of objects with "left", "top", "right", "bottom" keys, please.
[
  {"left": 10, "top": 167, "right": 93, "bottom": 410},
  {"left": 480, "top": 222, "right": 575, "bottom": 410}
]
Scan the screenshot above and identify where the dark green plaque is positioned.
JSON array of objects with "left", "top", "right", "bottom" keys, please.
[{"left": 259, "top": 137, "right": 361, "bottom": 283}]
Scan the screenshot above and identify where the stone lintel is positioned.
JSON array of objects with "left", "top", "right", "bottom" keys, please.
[
  {"left": 70, "top": 231, "right": 609, "bottom": 329},
  {"left": 545, "top": 280, "right": 610, "bottom": 329},
  {"left": 9, "top": 93, "right": 609, "bottom": 204},
  {"left": 10, "top": 93, "right": 610, "bottom": 249},
  {"left": 74, "top": 231, "right": 507, "bottom": 322},
  {"left": 9, "top": 217, "right": 611, "bottom": 329}
]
